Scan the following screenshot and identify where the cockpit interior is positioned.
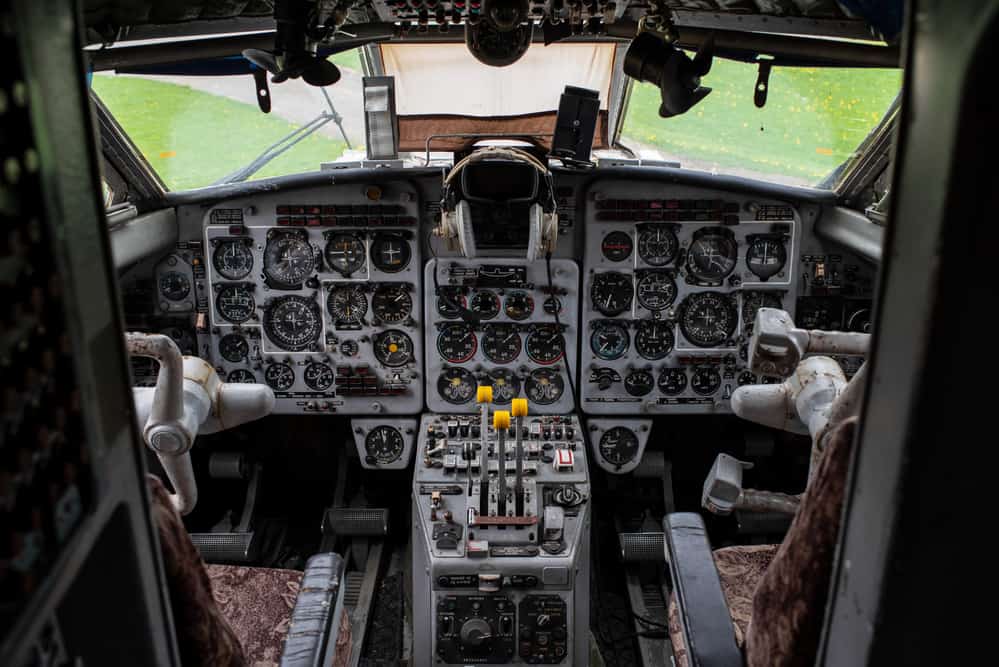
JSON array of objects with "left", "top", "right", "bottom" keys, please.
[{"left": 1, "top": 0, "right": 989, "bottom": 665}]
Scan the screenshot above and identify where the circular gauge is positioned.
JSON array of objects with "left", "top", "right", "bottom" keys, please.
[
  {"left": 525, "top": 368, "right": 564, "bottom": 405},
  {"left": 680, "top": 292, "right": 739, "bottom": 347},
  {"left": 738, "top": 371, "right": 758, "bottom": 386},
  {"left": 525, "top": 325, "right": 565, "bottom": 365},
  {"left": 742, "top": 291, "right": 783, "bottom": 332},
  {"left": 601, "top": 231, "right": 634, "bottom": 262},
  {"left": 263, "top": 296, "right": 321, "bottom": 351},
  {"left": 365, "top": 425, "right": 405, "bottom": 464},
  {"left": 216, "top": 285, "right": 256, "bottom": 323},
  {"left": 483, "top": 368, "right": 521, "bottom": 403},
  {"left": 746, "top": 237, "right": 787, "bottom": 280},
  {"left": 213, "top": 239, "right": 254, "bottom": 280},
  {"left": 264, "top": 234, "right": 315, "bottom": 286},
  {"left": 327, "top": 285, "right": 367, "bottom": 325},
  {"left": 634, "top": 320, "right": 675, "bottom": 360},
  {"left": 590, "top": 322, "right": 630, "bottom": 361},
  {"left": 686, "top": 229, "right": 738, "bottom": 283},
  {"left": 437, "top": 367, "right": 476, "bottom": 404},
  {"left": 373, "top": 330, "right": 414, "bottom": 367},
  {"left": 591, "top": 272, "right": 634, "bottom": 316},
  {"left": 636, "top": 272, "right": 677, "bottom": 311},
  {"left": 160, "top": 271, "right": 191, "bottom": 301},
  {"left": 340, "top": 339, "right": 358, "bottom": 357},
  {"left": 437, "top": 323, "right": 477, "bottom": 363},
  {"left": 323, "top": 233, "right": 366, "bottom": 275},
  {"left": 470, "top": 290, "right": 500, "bottom": 320},
  {"left": 504, "top": 291, "right": 534, "bottom": 321},
  {"left": 219, "top": 334, "right": 249, "bottom": 362},
  {"left": 370, "top": 234, "right": 411, "bottom": 273},
  {"left": 371, "top": 285, "right": 413, "bottom": 324},
  {"left": 658, "top": 367, "right": 688, "bottom": 395},
  {"left": 599, "top": 427, "right": 640, "bottom": 468},
  {"left": 846, "top": 307, "right": 872, "bottom": 333},
  {"left": 482, "top": 324, "right": 521, "bottom": 364},
  {"left": 227, "top": 369, "right": 256, "bottom": 384},
  {"left": 543, "top": 296, "right": 562, "bottom": 315},
  {"left": 264, "top": 363, "right": 295, "bottom": 391},
  {"left": 437, "top": 289, "right": 467, "bottom": 319},
  {"left": 303, "top": 362, "right": 334, "bottom": 391},
  {"left": 691, "top": 367, "right": 722, "bottom": 396},
  {"left": 624, "top": 369, "right": 655, "bottom": 397},
  {"left": 638, "top": 225, "right": 679, "bottom": 266}
]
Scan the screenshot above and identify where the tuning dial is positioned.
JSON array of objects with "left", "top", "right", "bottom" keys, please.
[{"left": 459, "top": 618, "right": 493, "bottom": 647}]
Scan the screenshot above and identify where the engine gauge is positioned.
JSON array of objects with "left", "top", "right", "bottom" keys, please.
[
  {"left": 636, "top": 272, "right": 677, "bottom": 311},
  {"left": 637, "top": 225, "right": 679, "bottom": 266},
  {"left": 373, "top": 330, "right": 414, "bottom": 367},
  {"left": 590, "top": 321, "right": 630, "bottom": 361},
  {"left": 599, "top": 427, "right": 640, "bottom": 468},
  {"left": 437, "top": 367, "right": 476, "bottom": 404},
  {"left": 264, "top": 363, "right": 295, "bottom": 391},
  {"left": 303, "top": 362, "right": 334, "bottom": 392},
  {"left": 658, "top": 367, "right": 688, "bottom": 395},
  {"left": 437, "top": 323, "right": 477, "bottom": 363},
  {"left": 226, "top": 369, "right": 256, "bottom": 384},
  {"left": 213, "top": 239, "right": 254, "bottom": 280},
  {"left": 591, "top": 272, "right": 634, "bottom": 316},
  {"left": 470, "top": 290, "right": 500, "bottom": 320},
  {"left": 738, "top": 371, "right": 758, "bottom": 386},
  {"left": 160, "top": 271, "right": 191, "bottom": 301},
  {"left": 680, "top": 292, "right": 738, "bottom": 347},
  {"left": 624, "top": 369, "right": 655, "bottom": 397},
  {"left": 526, "top": 368, "right": 564, "bottom": 405},
  {"left": 371, "top": 285, "right": 412, "bottom": 324},
  {"left": 746, "top": 237, "right": 787, "bottom": 280},
  {"left": 365, "top": 425, "right": 405, "bottom": 464},
  {"left": 634, "top": 320, "right": 675, "bottom": 360},
  {"left": 370, "top": 233, "right": 411, "bottom": 273},
  {"left": 264, "top": 233, "right": 315, "bottom": 286},
  {"left": 691, "top": 367, "right": 722, "bottom": 396},
  {"left": 504, "top": 291, "right": 534, "bottom": 321},
  {"left": 482, "top": 324, "right": 521, "bottom": 364},
  {"left": 543, "top": 296, "right": 562, "bottom": 315},
  {"left": 525, "top": 325, "right": 565, "bottom": 365},
  {"left": 323, "top": 233, "right": 366, "bottom": 275},
  {"left": 264, "top": 295, "right": 322, "bottom": 351},
  {"left": 437, "top": 288, "right": 467, "bottom": 319},
  {"left": 219, "top": 333, "right": 249, "bottom": 362},
  {"left": 327, "top": 285, "right": 367, "bottom": 325},
  {"left": 742, "top": 291, "right": 783, "bottom": 333},
  {"left": 686, "top": 228, "right": 738, "bottom": 283},
  {"left": 601, "top": 231, "right": 634, "bottom": 262},
  {"left": 483, "top": 368, "right": 521, "bottom": 403},
  {"left": 216, "top": 285, "right": 256, "bottom": 323}
]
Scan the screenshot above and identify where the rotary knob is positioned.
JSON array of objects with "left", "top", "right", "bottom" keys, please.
[{"left": 459, "top": 618, "right": 493, "bottom": 647}]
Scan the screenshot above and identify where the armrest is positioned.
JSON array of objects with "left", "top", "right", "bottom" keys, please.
[
  {"left": 281, "top": 552, "right": 348, "bottom": 667},
  {"left": 664, "top": 513, "right": 743, "bottom": 667}
]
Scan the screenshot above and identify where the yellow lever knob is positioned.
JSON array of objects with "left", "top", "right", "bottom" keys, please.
[
  {"left": 493, "top": 410, "right": 511, "bottom": 430},
  {"left": 476, "top": 385, "right": 493, "bottom": 403},
  {"left": 511, "top": 398, "right": 528, "bottom": 418}
]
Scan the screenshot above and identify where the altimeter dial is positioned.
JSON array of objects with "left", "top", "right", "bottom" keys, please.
[{"left": 326, "top": 285, "right": 367, "bottom": 325}]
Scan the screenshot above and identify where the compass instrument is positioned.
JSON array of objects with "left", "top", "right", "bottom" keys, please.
[
  {"left": 679, "top": 292, "right": 738, "bottom": 347},
  {"left": 264, "top": 233, "right": 315, "bottom": 286},
  {"left": 264, "top": 295, "right": 322, "bottom": 351}
]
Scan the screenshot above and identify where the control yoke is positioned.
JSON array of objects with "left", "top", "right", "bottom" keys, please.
[{"left": 126, "top": 333, "right": 275, "bottom": 514}]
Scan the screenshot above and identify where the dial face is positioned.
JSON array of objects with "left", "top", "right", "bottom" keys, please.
[
  {"left": 746, "top": 237, "right": 787, "bottom": 280},
  {"left": 437, "top": 288, "right": 467, "bottom": 319},
  {"left": 590, "top": 321, "right": 630, "bottom": 361},
  {"left": 742, "top": 291, "right": 783, "bottom": 332},
  {"left": 680, "top": 292, "right": 738, "bottom": 347},
  {"left": 691, "top": 367, "right": 722, "bottom": 396},
  {"left": 365, "top": 426, "right": 405, "bottom": 464},
  {"left": 264, "top": 296, "right": 321, "bottom": 351},
  {"left": 638, "top": 225, "right": 679, "bottom": 266},
  {"left": 323, "top": 233, "right": 366, "bottom": 275},
  {"left": 373, "top": 330, "right": 414, "bottom": 367},
  {"left": 504, "top": 291, "right": 534, "bottom": 321},
  {"left": 303, "top": 362, "right": 334, "bottom": 392},
  {"left": 658, "top": 367, "right": 688, "bottom": 395},
  {"left": 213, "top": 239, "right": 254, "bottom": 280},
  {"left": 599, "top": 426, "right": 640, "bottom": 467},
  {"left": 469, "top": 290, "right": 500, "bottom": 320},
  {"left": 543, "top": 296, "right": 562, "bottom": 315},
  {"left": 371, "top": 285, "right": 413, "bottom": 324},
  {"left": 326, "top": 285, "right": 368, "bottom": 325},
  {"left": 264, "top": 234, "right": 315, "bottom": 286},
  {"left": 219, "top": 333, "right": 249, "bottom": 362},
  {"left": 636, "top": 272, "right": 677, "bottom": 311},
  {"left": 160, "top": 271, "right": 191, "bottom": 301},
  {"left": 227, "top": 369, "right": 256, "bottom": 384},
  {"left": 264, "top": 363, "right": 295, "bottom": 391},
  {"left": 437, "top": 367, "right": 476, "bottom": 404},
  {"left": 526, "top": 368, "right": 564, "bottom": 405},
  {"left": 216, "top": 285, "right": 256, "bottom": 323},
  {"left": 482, "top": 324, "right": 521, "bottom": 364},
  {"left": 436, "top": 323, "right": 477, "bottom": 363},
  {"left": 483, "top": 368, "right": 521, "bottom": 404},
  {"left": 591, "top": 272, "right": 634, "bottom": 316},
  {"left": 370, "top": 234, "right": 411, "bottom": 273},
  {"left": 525, "top": 325, "right": 565, "bottom": 365},
  {"left": 634, "top": 320, "right": 675, "bottom": 360},
  {"left": 686, "top": 229, "right": 738, "bottom": 283},
  {"left": 601, "top": 231, "right": 634, "bottom": 262},
  {"left": 624, "top": 369, "right": 655, "bottom": 397},
  {"left": 738, "top": 371, "right": 758, "bottom": 386}
]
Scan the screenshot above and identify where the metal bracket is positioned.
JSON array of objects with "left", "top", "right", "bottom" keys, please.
[
  {"left": 754, "top": 60, "right": 773, "bottom": 108},
  {"left": 252, "top": 68, "right": 271, "bottom": 113}
]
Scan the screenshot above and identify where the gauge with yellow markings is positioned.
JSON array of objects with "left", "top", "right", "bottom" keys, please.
[
  {"left": 373, "top": 329, "right": 414, "bottom": 367},
  {"left": 437, "top": 367, "right": 476, "bottom": 404}
]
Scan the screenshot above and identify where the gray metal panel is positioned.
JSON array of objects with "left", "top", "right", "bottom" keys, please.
[
  {"left": 110, "top": 207, "right": 179, "bottom": 270},
  {"left": 814, "top": 207, "right": 882, "bottom": 265}
]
